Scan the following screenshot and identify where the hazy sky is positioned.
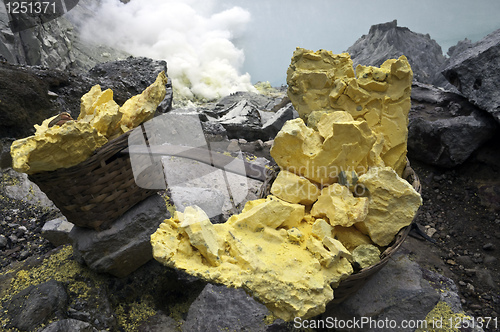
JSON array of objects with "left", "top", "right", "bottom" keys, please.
[
  {"left": 80, "top": 0, "right": 500, "bottom": 98},
  {"left": 217, "top": 0, "right": 500, "bottom": 85}
]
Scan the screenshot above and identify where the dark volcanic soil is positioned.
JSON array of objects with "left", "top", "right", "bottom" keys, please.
[{"left": 406, "top": 133, "right": 500, "bottom": 324}]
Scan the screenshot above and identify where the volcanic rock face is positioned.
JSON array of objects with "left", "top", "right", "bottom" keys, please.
[
  {"left": 347, "top": 20, "right": 446, "bottom": 85},
  {"left": 442, "top": 28, "right": 500, "bottom": 124},
  {"left": 0, "top": 0, "right": 128, "bottom": 70}
]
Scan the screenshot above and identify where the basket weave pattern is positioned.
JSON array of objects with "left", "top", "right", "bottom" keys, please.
[
  {"left": 29, "top": 131, "right": 158, "bottom": 230},
  {"left": 260, "top": 161, "right": 421, "bottom": 304}
]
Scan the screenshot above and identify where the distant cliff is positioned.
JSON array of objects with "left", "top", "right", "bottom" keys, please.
[
  {"left": 0, "top": 0, "right": 128, "bottom": 71},
  {"left": 346, "top": 20, "right": 453, "bottom": 89}
]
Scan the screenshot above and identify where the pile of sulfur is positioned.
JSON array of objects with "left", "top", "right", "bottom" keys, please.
[
  {"left": 10, "top": 72, "right": 169, "bottom": 174},
  {"left": 151, "top": 49, "right": 422, "bottom": 321}
]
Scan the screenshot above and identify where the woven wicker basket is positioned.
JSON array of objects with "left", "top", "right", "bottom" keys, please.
[
  {"left": 259, "top": 160, "right": 421, "bottom": 304},
  {"left": 28, "top": 131, "right": 158, "bottom": 231}
]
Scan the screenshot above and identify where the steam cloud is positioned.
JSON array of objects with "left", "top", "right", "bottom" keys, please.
[{"left": 80, "top": 0, "right": 256, "bottom": 100}]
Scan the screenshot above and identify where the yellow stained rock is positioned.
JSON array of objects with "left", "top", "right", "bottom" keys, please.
[
  {"left": 270, "top": 112, "right": 377, "bottom": 185},
  {"left": 180, "top": 206, "right": 224, "bottom": 267},
  {"left": 355, "top": 167, "right": 422, "bottom": 246},
  {"left": 10, "top": 72, "right": 168, "bottom": 174},
  {"left": 287, "top": 48, "right": 413, "bottom": 175},
  {"left": 10, "top": 120, "right": 108, "bottom": 174},
  {"left": 311, "top": 218, "right": 333, "bottom": 240},
  {"left": 333, "top": 225, "right": 373, "bottom": 252},
  {"left": 227, "top": 195, "right": 305, "bottom": 230},
  {"left": 311, "top": 183, "right": 369, "bottom": 228},
  {"left": 323, "top": 236, "right": 352, "bottom": 263},
  {"left": 352, "top": 244, "right": 381, "bottom": 269},
  {"left": 78, "top": 85, "right": 122, "bottom": 138},
  {"left": 270, "top": 170, "right": 320, "bottom": 205},
  {"left": 118, "top": 71, "right": 168, "bottom": 135},
  {"left": 151, "top": 198, "right": 354, "bottom": 321}
]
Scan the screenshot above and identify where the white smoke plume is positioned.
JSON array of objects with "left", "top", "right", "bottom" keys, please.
[{"left": 80, "top": 0, "right": 256, "bottom": 101}]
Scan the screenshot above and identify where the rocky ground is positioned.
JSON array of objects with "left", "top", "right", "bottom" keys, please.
[
  {"left": 405, "top": 135, "right": 500, "bottom": 322},
  {"left": 1, "top": 130, "right": 499, "bottom": 331}
]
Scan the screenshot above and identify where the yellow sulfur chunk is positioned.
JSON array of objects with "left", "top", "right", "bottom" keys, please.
[
  {"left": 227, "top": 195, "right": 305, "bottom": 230},
  {"left": 78, "top": 85, "right": 113, "bottom": 120},
  {"left": 270, "top": 170, "right": 320, "bottom": 205},
  {"left": 306, "top": 237, "right": 339, "bottom": 268},
  {"left": 311, "top": 218, "right": 334, "bottom": 240},
  {"left": 311, "top": 183, "right": 369, "bottom": 227},
  {"left": 10, "top": 120, "right": 108, "bottom": 174},
  {"left": 10, "top": 71, "right": 168, "bottom": 174},
  {"left": 180, "top": 206, "right": 224, "bottom": 267},
  {"left": 323, "top": 236, "right": 352, "bottom": 262},
  {"left": 333, "top": 226, "right": 373, "bottom": 252},
  {"left": 286, "top": 227, "right": 303, "bottom": 243},
  {"left": 117, "top": 71, "right": 168, "bottom": 136},
  {"left": 352, "top": 244, "right": 381, "bottom": 269},
  {"left": 151, "top": 199, "right": 354, "bottom": 321},
  {"left": 355, "top": 167, "right": 422, "bottom": 246},
  {"left": 286, "top": 48, "right": 413, "bottom": 175},
  {"left": 270, "top": 113, "right": 377, "bottom": 185}
]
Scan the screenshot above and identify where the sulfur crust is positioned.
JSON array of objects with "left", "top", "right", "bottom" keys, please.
[
  {"left": 151, "top": 198, "right": 353, "bottom": 322},
  {"left": 10, "top": 71, "right": 168, "bottom": 174},
  {"left": 286, "top": 48, "right": 413, "bottom": 175}
]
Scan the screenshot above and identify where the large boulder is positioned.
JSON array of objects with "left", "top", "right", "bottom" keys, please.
[
  {"left": 69, "top": 194, "right": 169, "bottom": 278},
  {"left": 6, "top": 280, "right": 68, "bottom": 331},
  {"left": 182, "top": 284, "right": 270, "bottom": 332},
  {"left": 408, "top": 82, "right": 497, "bottom": 167},
  {"left": 322, "top": 251, "right": 484, "bottom": 332},
  {"left": 442, "top": 28, "right": 500, "bottom": 124},
  {"left": 347, "top": 20, "right": 446, "bottom": 85},
  {"left": 0, "top": 63, "right": 67, "bottom": 138}
]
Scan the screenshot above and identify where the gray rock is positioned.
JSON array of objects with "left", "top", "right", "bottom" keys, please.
[
  {"left": 208, "top": 91, "right": 277, "bottom": 118},
  {"left": 261, "top": 103, "right": 296, "bottom": 140},
  {"left": 1, "top": 168, "right": 57, "bottom": 209},
  {"left": 408, "top": 82, "right": 497, "bottom": 167},
  {"left": 347, "top": 20, "right": 446, "bottom": 85},
  {"left": 0, "top": 234, "right": 7, "bottom": 248},
  {"left": 442, "top": 28, "right": 500, "bottom": 123},
  {"left": 137, "top": 312, "right": 180, "bottom": 332},
  {"left": 0, "top": 137, "right": 14, "bottom": 169},
  {"left": 323, "top": 252, "right": 483, "bottom": 332},
  {"left": 182, "top": 283, "right": 270, "bottom": 332},
  {"left": 201, "top": 121, "right": 229, "bottom": 143},
  {"left": 0, "top": 63, "right": 67, "bottom": 139},
  {"left": 169, "top": 186, "right": 226, "bottom": 223},
  {"left": 215, "top": 100, "right": 263, "bottom": 140},
  {"left": 69, "top": 194, "right": 169, "bottom": 278},
  {"left": 39, "top": 319, "right": 98, "bottom": 332},
  {"left": 162, "top": 155, "right": 266, "bottom": 222},
  {"left": 84, "top": 57, "right": 173, "bottom": 114},
  {"left": 41, "top": 217, "right": 74, "bottom": 246},
  {"left": 7, "top": 280, "right": 68, "bottom": 331}
]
